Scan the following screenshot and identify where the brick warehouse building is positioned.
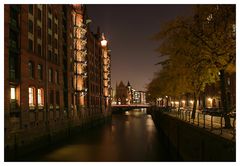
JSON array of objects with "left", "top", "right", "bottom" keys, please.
[{"left": 4, "top": 4, "right": 111, "bottom": 160}]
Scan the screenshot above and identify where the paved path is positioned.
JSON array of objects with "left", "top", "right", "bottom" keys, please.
[{"left": 164, "top": 110, "right": 236, "bottom": 141}]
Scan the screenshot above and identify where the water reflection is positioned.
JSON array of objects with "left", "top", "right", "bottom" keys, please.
[{"left": 24, "top": 108, "right": 169, "bottom": 161}]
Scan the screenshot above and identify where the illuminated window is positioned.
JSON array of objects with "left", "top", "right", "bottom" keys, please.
[
  {"left": 37, "top": 88, "right": 44, "bottom": 106},
  {"left": 29, "top": 87, "right": 35, "bottom": 106},
  {"left": 10, "top": 87, "right": 16, "bottom": 100}
]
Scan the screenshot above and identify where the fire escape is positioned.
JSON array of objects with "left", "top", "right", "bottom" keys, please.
[{"left": 72, "top": 5, "right": 87, "bottom": 111}]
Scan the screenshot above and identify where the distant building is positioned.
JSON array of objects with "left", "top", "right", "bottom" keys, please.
[
  {"left": 133, "top": 90, "right": 146, "bottom": 104},
  {"left": 114, "top": 81, "right": 146, "bottom": 105},
  {"left": 115, "top": 81, "right": 128, "bottom": 105}
]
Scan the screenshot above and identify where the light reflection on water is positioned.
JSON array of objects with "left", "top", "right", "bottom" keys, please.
[{"left": 24, "top": 108, "right": 169, "bottom": 161}]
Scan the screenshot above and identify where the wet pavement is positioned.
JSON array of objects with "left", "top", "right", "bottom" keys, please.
[{"left": 22, "top": 109, "right": 171, "bottom": 161}]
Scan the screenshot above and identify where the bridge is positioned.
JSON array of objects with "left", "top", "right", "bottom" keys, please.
[{"left": 111, "top": 104, "right": 151, "bottom": 113}]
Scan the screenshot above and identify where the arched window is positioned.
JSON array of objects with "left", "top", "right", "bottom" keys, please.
[
  {"left": 29, "top": 87, "right": 35, "bottom": 109},
  {"left": 28, "top": 61, "right": 34, "bottom": 78},
  {"left": 48, "top": 68, "right": 52, "bottom": 82},
  {"left": 37, "top": 88, "right": 44, "bottom": 107},
  {"left": 37, "top": 64, "right": 43, "bottom": 80}
]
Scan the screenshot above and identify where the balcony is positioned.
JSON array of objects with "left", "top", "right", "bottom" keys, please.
[
  {"left": 80, "top": 72, "right": 87, "bottom": 78},
  {"left": 80, "top": 60, "right": 87, "bottom": 66}
]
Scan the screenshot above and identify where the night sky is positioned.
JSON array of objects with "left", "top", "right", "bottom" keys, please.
[{"left": 86, "top": 5, "right": 194, "bottom": 91}]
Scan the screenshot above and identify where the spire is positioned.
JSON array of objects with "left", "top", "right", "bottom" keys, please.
[{"left": 127, "top": 81, "right": 131, "bottom": 87}]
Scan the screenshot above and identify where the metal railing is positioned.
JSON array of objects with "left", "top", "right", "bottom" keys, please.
[{"left": 158, "top": 107, "right": 236, "bottom": 140}]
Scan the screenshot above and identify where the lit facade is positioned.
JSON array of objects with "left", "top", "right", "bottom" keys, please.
[
  {"left": 115, "top": 81, "right": 145, "bottom": 105},
  {"left": 4, "top": 4, "right": 111, "bottom": 157}
]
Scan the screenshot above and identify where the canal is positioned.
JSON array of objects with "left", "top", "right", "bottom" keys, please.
[{"left": 22, "top": 109, "right": 172, "bottom": 161}]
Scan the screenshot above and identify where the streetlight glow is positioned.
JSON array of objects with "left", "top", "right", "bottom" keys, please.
[
  {"left": 101, "top": 34, "right": 107, "bottom": 47},
  {"left": 208, "top": 97, "right": 212, "bottom": 102}
]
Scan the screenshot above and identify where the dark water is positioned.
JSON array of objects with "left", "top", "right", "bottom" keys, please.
[{"left": 23, "top": 109, "right": 170, "bottom": 161}]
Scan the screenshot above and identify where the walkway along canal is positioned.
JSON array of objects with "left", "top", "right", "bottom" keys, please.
[{"left": 19, "top": 109, "right": 174, "bottom": 161}]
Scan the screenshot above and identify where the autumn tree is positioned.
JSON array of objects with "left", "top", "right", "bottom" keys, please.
[{"left": 148, "top": 5, "right": 235, "bottom": 127}]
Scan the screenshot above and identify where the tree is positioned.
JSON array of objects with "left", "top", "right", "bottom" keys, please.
[
  {"left": 152, "top": 16, "right": 218, "bottom": 119},
  {"left": 148, "top": 5, "right": 235, "bottom": 127},
  {"left": 191, "top": 5, "right": 236, "bottom": 127}
]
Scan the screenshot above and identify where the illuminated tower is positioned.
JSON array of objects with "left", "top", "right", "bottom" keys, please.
[
  {"left": 72, "top": 5, "right": 88, "bottom": 112},
  {"left": 101, "top": 34, "right": 111, "bottom": 111}
]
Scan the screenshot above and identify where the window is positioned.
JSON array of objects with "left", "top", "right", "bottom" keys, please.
[
  {"left": 28, "top": 61, "right": 34, "bottom": 78},
  {"left": 54, "top": 53, "right": 58, "bottom": 63},
  {"left": 56, "top": 91, "right": 59, "bottom": 107},
  {"left": 28, "top": 20, "right": 33, "bottom": 34},
  {"left": 37, "top": 44, "right": 41, "bottom": 56},
  {"left": 48, "top": 34, "right": 52, "bottom": 45},
  {"left": 37, "top": 88, "right": 44, "bottom": 106},
  {"left": 37, "top": 8, "right": 41, "bottom": 20},
  {"left": 10, "top": 87, "right": 16, "bottom": 100},
  {"left": 54, "top": 22, "right": 57, "bottom": 34},
  {"left": 48, "top": 18, "right": 52, "bottom": 29},
  {"left": 48, "top": 68, "right": 52, "bottom": 82},
  {"left": 29, "top": 5, "right": 33, "bottom": 14},
  {"left": 37, "top": 64, "right": 43, "bottom": 80},
  {"left": 55, "top": 70, "right": 59, "bottom": 84},
  {"left": 28, "top": 39, "right": 33, "bottom": 51},
  {"left": 227, "top": 77, "right": 231, "bottom": 86},
  {"left": 9, "top": 56, "right": 16, "bottom": 81},
  {"left": 29, "top": 87, "right": 35, "bottom": 107},
  {"left": 48, "top": 6, "right": 52, "bottom": 14},
  {"left": 54, "top": 38, "right": 58, "bottom": 49},
  {"left": 50, "top": 90, "right": 54, "bottom": 106},
  {"left": 37, "top": 26, "right": 41, "bottom": 39},
  {"left": 48, "top": 50, "right": 52, "bottom": 60}
]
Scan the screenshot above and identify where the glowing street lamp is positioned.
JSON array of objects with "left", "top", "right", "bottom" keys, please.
[
  {"left": 101, "top": 34, "right": 107, "bottom": 47},
  {"left": 208, "top": 97, "right": 213, "bottom": 108}
]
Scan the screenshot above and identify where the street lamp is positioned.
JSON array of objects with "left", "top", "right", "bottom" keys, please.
[
  {"left": 208, "top": 97, "right": 213, "bottom": 108},
  {"left": 101, "top": 34, "right": 108, "bottom": 47}
]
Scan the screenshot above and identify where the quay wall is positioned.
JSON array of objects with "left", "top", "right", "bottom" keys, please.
[
  {"left": 150, "top": 109, "right": 235, "bottom": 161},
  {"left": 5, "top": 113, "right": 111, "bottom": 161}
]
